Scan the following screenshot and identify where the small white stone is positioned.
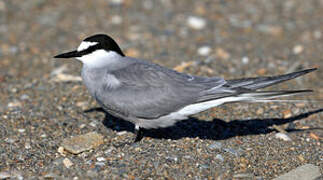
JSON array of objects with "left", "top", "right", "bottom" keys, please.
[
  {"left": 187, "top": 16, "right": 206, "bottom": 30},
  {"left": 79, "top": 124, "right": 86, "bottom": 129},
  {"left": 111, "top": 15, "right": 122, "bottom": 25},
  {"left": 51, "top": 74, "right": 82, "bottom": 82},
  {"left": 95, "top": 162, "right": 105, "bottom": 166},
  {"left": 20, "top": 94, "right": 30, "bottom": 100},
  {"left": 41, "top": 134, "right": 47, "bottom": 138},
  {"left": 293, "top": 45, "right": 304, "bottom": 55},
  {"left": 18, "top": 129, "right": 25, "bottom": 133},
  {"left": 25, "top": 142, "right": 31, "bottom": 149},
  {"left": 0, "top": 171, "right": 10, "bottom": 179},
  {"left": 8, "top": 101, "right": 22, "bottom": 108},
  {"left": 96, "top": 157, "right": 106, "bottom": 162},
  {"left": 110, "top": 0, "right": 123, "bottom": 5},
  {"left": 242, "top": 56, "right": 249, "bottom": 64},
  {"left": 89, "top": 122, "right": 97, "bottom": 127},
  {"left": 215, "top": 154, "right": 224, "bottom": 162},
  {"left": 57, "top": 146, "right": 65, "bottom": 155},
  {"left": 313, "top": 30, "right": 321, "bottom": 39},
  {"left": 63, "top": 158, "right": 73, "bottom": 168},
  {"left": 116, "top": 131, "right": 127, "bottom": 136},
  {"left": 5, "top": 138, "right": 16, "bottom": 143},
  {"left": 197, "top": 46, "right": 211, "bottom": 56},
  {"left": 275, "top": 133, "right": 292, "bottom": 141}
]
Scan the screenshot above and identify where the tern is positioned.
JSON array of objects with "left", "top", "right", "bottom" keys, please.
[{"left": 55, "top": 34, "right": 316, "bottom": 142}]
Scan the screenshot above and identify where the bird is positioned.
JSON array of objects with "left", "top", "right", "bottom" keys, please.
[{"left": 54, "top": 34, "right": 317, "bottom": 142}]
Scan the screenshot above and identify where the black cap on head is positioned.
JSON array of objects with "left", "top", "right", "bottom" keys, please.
[
  {"left": 84, "top": 34, "right": 125, "bottom": 56},
  {"left": 54, "top": 34, "right": 125, "bottom": 58}
]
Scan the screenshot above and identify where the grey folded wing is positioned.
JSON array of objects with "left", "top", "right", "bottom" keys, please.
[{"left": 95, "top": 62, "right": 227, "bottom": 119}]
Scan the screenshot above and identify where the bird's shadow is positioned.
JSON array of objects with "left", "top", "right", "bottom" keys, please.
[{"left": 84, "top": 108, "right": 323, "bottom": 140}]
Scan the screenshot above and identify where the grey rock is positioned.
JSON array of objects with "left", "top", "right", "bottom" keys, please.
[
  {"left": 273, "top": 164, "right": 321, "bottom": 180},
  {"left": 208, "top": 142, "right": 222, "bottom": 150},
  {"left": 215, "top": 154, "right": 224, "bottom": 162},
  {"left": 61, "top": 132, "right": 104, "bottom": 154},
  {"left": 0, "top": 171, "right": 10, "bottom": 179},
  {"left": 224, "top": 148, "right": 239, "bottom": 157},
  {"left": 234, "top": 173, "right": 254, "bottom": 178}
]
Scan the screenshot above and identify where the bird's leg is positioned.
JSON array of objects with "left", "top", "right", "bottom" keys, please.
[
  {"left": 113, "top": 125, "right": 144, "bottom": 148},
  {"left": 134, "top": 125, "right": 144, "bottom": 142}
]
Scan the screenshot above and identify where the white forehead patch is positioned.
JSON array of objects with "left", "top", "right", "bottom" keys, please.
[{"left": 77, "top": 41, "right": 98, "bottom": 52}]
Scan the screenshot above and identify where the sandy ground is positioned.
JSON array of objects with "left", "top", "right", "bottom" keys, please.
[{"left": 0, "top": 0, "right": 322, "bottom": 179}]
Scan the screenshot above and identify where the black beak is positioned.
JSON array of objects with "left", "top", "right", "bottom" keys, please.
[{"left": 54, "top": 50, "right": 80, "bottom": 58}]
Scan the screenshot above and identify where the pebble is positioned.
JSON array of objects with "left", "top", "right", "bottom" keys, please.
[
  {"left": 197, "top": 46, "right": 211, "bottom": 56},
  {"left": 215, "top": 48, "right": 230, "bottom": 60},
  {"left": 25, "top": 142, "right": 31, "bottom": 149},
  {"left": 166, "top": 155, "right": 178, "bottom": 162},
  {"left": 5, "top": 138, "right": 16, "bottom": 143},
  {"left": 208, "top": 142, "right": 222, "bottom": 150},
  {"left": 6, "top": 170, "right": 23, "bottom": 180},
  {"left": 224, "top": 148, "right": 239, "bottom": 157},
  {"left": 96, "top": 157, "right": 106, "bottom": 162},
  {"left": 215, "top": 154, "right": 224, "bottom": 162},
  {"left": 256, "top": 24, "right": 283, "bottom": 36},
  {"left": 273, "top": 164, "right": 320, "bottom": 180},
  {"left": 51, "top": 65, "right": 68, "bottom": 76},
  {"left": 89, "top": 122, "right": 97, "bottom": 127},
  {"left": 257, "top": 68, "right": 267, "bottom": 75},
  {"left": 295, "top": 103, "right": 305, "bottom": 108},
  {"left": 51, "top": 74, "right": 82, "bottom": 82},
  {"left": 79, "top": 124, "right": 87, "bottom": 129},
  {"left": 242, "top": 56, "right": 249, "bottom": 64},
  {"left": 313, "top": 30, "right": 321, "bottom": 39},
  {"left": 57, "top": 146, "right": 65, "bottom": 155},
  {"left": 63, "top": 158, "right": 73, "bottom": 168},
  {"left": 62, "top": 132, "right": 104, "bottom": 154},
  {"left": 282, "top": 110, "right": 292, "bottom": 118},
  {"left": 76, "top": 101, "right": 88, "bottom": 110},
  {"left": 309, "top": 133, "right": 319, "bottom": 141},
  {"left": 173, "top": 61, "right": 194, "bottom": 72},
  {"left": 20, "top": 94, "right": 30, "bottom": 100},
  {"left": 233, "top": 173, "right": 254, "bottom": 178},
  {"left": 111, "top": 15, "right": 123, "bottom": 25},
  {"left": 256, "top": 108, "right": 264, "bottom": 115},
  {"left": 95, "top": 162, "right": 105, "bottom": 166},
  {"left": 116, "top": 131, "right": 128, "bottom": 136},
  {"left": 0, "top": 171, "right": 10, "bottom": 179},
  {"left": 293, "top": 45, "right": 304, "bottom": 55},
  {"left": 110, "top": 0, "right": 124, "bottom": 5},
  {"left": 18, "top": 129, "right": 25, "bottom": 133},
  {"left": 275, "top": 133, "right": 292, "bottom": 141},
  {"left": 7, "top": 101, "right": 22, "bottom": 108},
  {"left": 187, "top": 16, "right": 206, "bottom": 30},
  {"left": 44, "top": 172, "right": 60, "bottom": 179}
]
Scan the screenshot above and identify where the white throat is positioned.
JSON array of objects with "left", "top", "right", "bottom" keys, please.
[{"left": 76, "top": 50, "right": 122, "bottom": 68}]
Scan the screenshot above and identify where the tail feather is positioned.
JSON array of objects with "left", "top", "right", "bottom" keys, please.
[
  {"left": 239, "top": 90, "right": 313, "bottom": 101},
  {"left": 227, "top": 68, "right": 317, "bottom": 90}
]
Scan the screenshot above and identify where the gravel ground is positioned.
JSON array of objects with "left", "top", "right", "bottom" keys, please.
[{"left": 0, "top": 0, "right": 322, "bottom": 179}]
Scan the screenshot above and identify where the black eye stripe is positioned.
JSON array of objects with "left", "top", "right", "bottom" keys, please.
[{"left": 77, "top": 44, "right": 102, "bottom": 56}]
